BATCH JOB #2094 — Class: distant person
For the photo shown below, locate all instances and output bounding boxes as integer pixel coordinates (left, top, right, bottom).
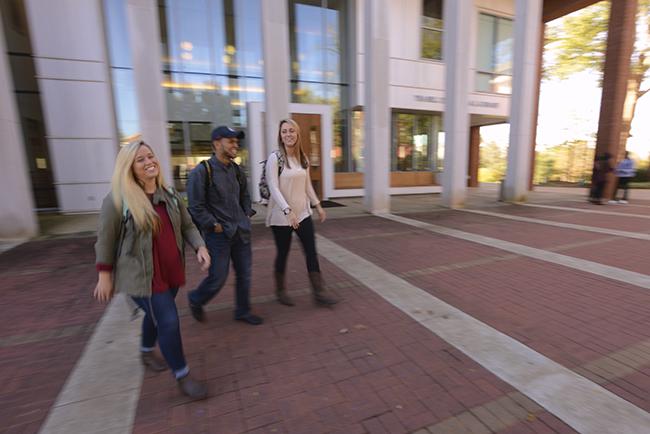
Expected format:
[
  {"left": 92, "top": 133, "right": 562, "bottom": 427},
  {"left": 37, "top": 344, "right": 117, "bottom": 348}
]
[
  {"left": 186, "top": 126, "right": 263, "bottom": 325},
  {"left": 589, "top": 152, "right": 612, "bottom": 205},
  {"left": 611, "top": 151, "right": 636, "bottom": 204},
  {"left": 94, "top": 140, "right": 210, "bottom": 400},
  {"left": 265, "top": 119, "right": 339, "bottom": 307}
]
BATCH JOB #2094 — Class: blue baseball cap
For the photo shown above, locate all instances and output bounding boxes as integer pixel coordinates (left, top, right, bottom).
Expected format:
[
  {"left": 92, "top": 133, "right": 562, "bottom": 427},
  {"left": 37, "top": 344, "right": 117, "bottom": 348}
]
[{"left": 211, "top": 126, "right": 245, "bottom": 141}]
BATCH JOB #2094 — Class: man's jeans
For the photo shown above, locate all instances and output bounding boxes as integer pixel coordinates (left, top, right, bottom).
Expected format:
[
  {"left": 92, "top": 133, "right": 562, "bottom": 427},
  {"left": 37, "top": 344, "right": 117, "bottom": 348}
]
[
  {"left": 132, "top": 288, "right": 189, "bottom": 379},
  {"left": 188, "top": 231, "right": 252, "bottom": 318}
]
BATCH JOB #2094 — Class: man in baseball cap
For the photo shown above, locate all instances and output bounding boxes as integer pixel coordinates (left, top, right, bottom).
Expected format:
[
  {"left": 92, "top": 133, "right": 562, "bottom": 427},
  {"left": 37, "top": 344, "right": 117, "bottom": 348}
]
[{"left": 186, "top": 125, "right": 262, "bottom": 326}]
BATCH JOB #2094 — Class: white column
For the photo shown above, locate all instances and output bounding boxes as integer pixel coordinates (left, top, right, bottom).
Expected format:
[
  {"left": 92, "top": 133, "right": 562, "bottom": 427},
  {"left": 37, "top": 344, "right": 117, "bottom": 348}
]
[
  {"left": 0, "top": 11, "right": 38, "bottom": 238},
  {"left": 363, "top": 0, "right": 390, "bottom": 214},
  {"left": 261, "top": 0, "right": 291, "bottom": 155},
  {"left": 127, "top": 0, "right": 172, "bottom": 182},
  {"left": 441, "top": 0, "right": 472, "bottom": 208},
  {"left": 503, "top": 0, "right": 543, "bottom": 202},
  {"left": 24, "top": 0, "right": 118, "bottom": 212}
]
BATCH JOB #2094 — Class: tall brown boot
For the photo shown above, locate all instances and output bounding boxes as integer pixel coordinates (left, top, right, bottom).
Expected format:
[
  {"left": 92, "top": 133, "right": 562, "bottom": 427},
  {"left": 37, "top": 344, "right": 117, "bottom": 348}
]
[
  {"left": 308, "top": 272, "right": 339, "bottom": 306},
  {"left": 275, "top": 272, "right": 294, "bottom": 306}
]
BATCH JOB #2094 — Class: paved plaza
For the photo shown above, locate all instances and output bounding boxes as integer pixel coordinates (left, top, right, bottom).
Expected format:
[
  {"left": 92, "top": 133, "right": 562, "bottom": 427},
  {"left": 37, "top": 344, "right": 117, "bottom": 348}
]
[{"left": 2, "top": 186, "right": 650, "bottom": 434}]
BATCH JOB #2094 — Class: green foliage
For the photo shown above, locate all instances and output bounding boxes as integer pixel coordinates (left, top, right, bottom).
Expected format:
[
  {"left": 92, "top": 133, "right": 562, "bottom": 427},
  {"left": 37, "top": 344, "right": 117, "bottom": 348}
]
[
  {"left": 478, "top": 142, "right": 507, "bottom": 182},
  {"left": 544, "top": 0, "right": 650, "bottom": 81},
  {"left": 544, "top": 1, "right": 610, "bottom": 79},
  {"left": 533, "top": 141, "right": 595, "bottom": 184}
]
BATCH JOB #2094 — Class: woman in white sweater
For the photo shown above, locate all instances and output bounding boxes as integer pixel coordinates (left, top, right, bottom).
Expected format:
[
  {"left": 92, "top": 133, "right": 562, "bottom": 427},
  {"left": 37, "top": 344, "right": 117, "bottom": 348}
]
[{"left": 265, "top": 119, "right": 339, "bottom": 307}]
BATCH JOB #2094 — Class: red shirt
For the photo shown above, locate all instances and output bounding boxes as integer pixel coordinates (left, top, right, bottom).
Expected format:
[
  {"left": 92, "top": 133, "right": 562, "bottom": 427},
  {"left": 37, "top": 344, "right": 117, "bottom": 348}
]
[
  {"left": 151, "top": 202, "right": 185, "bottom": 293},
  {"left": 96, "top": 201, "right": 185, "bottom": 294}
]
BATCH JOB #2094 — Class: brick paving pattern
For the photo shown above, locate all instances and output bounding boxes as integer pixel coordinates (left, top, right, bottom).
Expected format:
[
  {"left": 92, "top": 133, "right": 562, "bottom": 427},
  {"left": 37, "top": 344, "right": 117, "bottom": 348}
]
[
  {"left": 0, "top": 237, "right": 106, "bottom": 434},
  {"left": 2, "top": 195, "right": 649, "bottom": 433}
]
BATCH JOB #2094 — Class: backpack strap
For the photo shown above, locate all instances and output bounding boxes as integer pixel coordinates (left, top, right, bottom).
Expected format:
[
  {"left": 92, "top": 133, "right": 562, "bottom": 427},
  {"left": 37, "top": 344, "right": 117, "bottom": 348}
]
[
  {"left": 202, "top": 158, "right": 247, "bottom": 208},
  {"left": 200, "top": 159, "right": 212, "bottom": 200},
  {"left": 273, "top": 150, "right": 285, "bottom": 176}
]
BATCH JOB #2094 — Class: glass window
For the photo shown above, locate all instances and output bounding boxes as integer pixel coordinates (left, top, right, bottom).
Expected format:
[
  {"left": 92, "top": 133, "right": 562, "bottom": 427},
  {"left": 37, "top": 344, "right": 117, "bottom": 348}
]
[
  {"left": 289, "top": 0, "right": 345, "bottom": 85},
  {"left": 391, "top": 112, "right": 442, "bottom": 171},
  {"left": 421, "top": 0, "right": 443, "bottom": 60},
  {"left": 476, "top": 13, "right": 513, "bottom": 94},
  {"left": 234, "top": 0, "right": 264, "bottom": 78},
  {"left": 291, "top": 0, "right": 325, "bottom": 83},
  {"left": 111, "top": 69, "right": 141, "bottom": 142},
  {"left": 104, "top": 0, "right": 133, "bottom": 68},
  {"left": 289, "top": 0, "right": 352, "bottom": 172},
  {"left": 159, "top": 0, "right": 262, "bottom": 190},
  {"left": 0, "top": 0, "right": 57, "bottom": 208},
  {"left": 168, "top": 121, "right": 185, "bottom": 156},
  {"left": 164, "top": 0, "right": 220, "bottom": 75},
  {"left": 104, "top": 0, "right": 141, "bottom": 143},
  {"left": 351, "top": 111, "right": 364, "bottom": 172}
]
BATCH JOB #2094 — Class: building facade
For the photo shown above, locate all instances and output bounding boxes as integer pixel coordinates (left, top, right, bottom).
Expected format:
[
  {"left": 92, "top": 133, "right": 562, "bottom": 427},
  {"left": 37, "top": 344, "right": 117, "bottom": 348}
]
[{"left": 1, "top": 0, "right": 582, "bottom": 237}]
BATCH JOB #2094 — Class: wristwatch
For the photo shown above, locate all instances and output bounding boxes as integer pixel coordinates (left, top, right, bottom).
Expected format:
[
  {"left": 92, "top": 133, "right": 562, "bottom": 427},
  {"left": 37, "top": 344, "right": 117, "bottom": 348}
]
[{"left": 283, "top": 207, "right": 292, "bottom": 216}]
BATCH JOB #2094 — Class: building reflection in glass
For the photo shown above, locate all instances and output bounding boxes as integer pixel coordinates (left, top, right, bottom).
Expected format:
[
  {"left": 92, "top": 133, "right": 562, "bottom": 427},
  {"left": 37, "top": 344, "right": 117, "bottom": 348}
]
[
  {"left": 159, "top": 0, "right": 263, "bottom": 190},
  {"left": 289, "top": 0, "right": 353, "bottom": 173}
]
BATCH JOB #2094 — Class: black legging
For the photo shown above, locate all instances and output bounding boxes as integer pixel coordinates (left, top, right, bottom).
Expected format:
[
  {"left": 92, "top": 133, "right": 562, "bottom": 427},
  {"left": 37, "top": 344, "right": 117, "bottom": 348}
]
[{"left": 271, "top": 216, "right": 320, "bottom": 274}]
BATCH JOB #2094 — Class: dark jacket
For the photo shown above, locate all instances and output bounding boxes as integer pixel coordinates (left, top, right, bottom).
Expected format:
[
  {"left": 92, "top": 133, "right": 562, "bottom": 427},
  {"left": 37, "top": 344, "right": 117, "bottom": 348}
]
[{"left": 186, "top": 155, "right": 254, "bottom": 239}]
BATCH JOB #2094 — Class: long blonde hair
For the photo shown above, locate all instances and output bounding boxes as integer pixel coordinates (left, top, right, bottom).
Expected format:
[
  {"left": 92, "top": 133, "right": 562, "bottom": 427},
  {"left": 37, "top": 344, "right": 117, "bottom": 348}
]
[
  {"left": 277, "top": 118, "right": 309, "bottom": 169},
  {"left": 111, "top": 141, "right": 166, "bottom": 232}
]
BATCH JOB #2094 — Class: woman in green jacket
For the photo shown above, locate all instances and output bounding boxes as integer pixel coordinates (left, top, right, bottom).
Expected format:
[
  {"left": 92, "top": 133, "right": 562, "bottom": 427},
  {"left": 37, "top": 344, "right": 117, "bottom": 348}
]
[{"left": 94, "top": 140, "right": 211, "bottom": 400}]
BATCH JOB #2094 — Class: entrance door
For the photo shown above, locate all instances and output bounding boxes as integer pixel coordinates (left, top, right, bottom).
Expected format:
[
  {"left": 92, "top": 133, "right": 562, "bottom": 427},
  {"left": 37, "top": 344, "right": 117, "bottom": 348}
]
[{"left": 291, "top": 113, "right": 322, "bottom": 198}]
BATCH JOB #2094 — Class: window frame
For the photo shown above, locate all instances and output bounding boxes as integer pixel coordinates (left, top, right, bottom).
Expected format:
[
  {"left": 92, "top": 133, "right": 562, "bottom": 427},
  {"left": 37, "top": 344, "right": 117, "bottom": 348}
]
[
  {"left": 475, "top": 11, "right": 514, "bottom": 95},
  {"left": 420, "top": 0, "right": 444, "bottom": 61}
]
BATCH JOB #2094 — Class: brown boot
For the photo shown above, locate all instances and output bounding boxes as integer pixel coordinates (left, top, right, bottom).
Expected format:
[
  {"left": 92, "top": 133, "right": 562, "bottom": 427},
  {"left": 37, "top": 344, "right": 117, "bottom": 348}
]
[
  {"left": 308, "top": 272, "right": 339, "bottom": 306},
  {"left": 275, "top": 272, "right": 295, "bottom": 306},
  {"left": 141, "top": 351, "right": 167, "bottom": 372},
  {"left": 177, "top": 375, "right": 208, "bottom": 400}
]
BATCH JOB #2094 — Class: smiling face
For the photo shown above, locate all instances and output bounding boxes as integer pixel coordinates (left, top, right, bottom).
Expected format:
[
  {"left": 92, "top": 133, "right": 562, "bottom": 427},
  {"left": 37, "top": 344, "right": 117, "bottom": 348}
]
[
  {"left": 214, "top": 137, "right": 239, "bottom": 161},
  {"left": 131, "top": 144, "right": 159, "bottom": 184},
  {"left": 280, "top": 121, "right": 298, "bottom": 150}
]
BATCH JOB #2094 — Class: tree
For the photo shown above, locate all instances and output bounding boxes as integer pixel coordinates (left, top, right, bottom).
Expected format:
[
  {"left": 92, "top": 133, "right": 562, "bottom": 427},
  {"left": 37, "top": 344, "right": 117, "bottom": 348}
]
[
  {"left": 544, "top": 0, "right": 650, "bottom": 155},
  {"left": 479, "top": 141, "right": 507, "bottom": 182},
  {"left": 533, "top": 141, "right": 595, "bottom": 184}
]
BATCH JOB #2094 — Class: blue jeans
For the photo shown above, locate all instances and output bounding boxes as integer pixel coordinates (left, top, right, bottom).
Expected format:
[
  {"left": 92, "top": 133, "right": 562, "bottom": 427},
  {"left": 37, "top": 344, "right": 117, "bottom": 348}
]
[
  {"left": 132, "top": 288, "right": 188, "bottom": 379},
  {"left": 188, "top": 231, "right": 252, "bottom": 318}
]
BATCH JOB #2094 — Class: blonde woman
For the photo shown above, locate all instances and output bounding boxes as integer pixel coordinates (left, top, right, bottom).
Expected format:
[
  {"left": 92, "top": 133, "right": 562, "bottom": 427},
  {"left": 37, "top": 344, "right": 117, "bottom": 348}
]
[
  {"left": 94, "top": 141, "right": 210, "bottom": 400},
  {"left": 265, "top": 119, "right": 339, "bottom": 307}
]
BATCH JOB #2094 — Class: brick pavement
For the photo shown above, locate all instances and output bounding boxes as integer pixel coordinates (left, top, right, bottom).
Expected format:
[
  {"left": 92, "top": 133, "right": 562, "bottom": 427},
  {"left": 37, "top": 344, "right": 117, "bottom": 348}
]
[
  {"left": 319, "top": 213, "right": 650, "bottom": 414},
  {"left": 0, "top": 237, "right": 106, "bottom": 434},
  {"left": 129, "top": 222, "right": 579, "bottom": 433},
  {"left": 2, "top": 194, "right": 649, "bottom": 433},
  {"left": 408, "top": 210, "right": 649, "bottom": 274},
  {"left": 488, "top": 204, "right": 650, "bottom": 233}
]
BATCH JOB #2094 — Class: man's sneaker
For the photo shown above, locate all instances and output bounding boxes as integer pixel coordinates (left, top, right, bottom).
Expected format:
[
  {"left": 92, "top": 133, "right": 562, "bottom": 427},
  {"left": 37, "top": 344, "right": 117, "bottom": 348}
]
[
  {"left": 188, "top": 298, "right": 205, "bottom": 323},
  {"left": 177, "top": 375, "right": 208, "bottom": 400},
  {"left": 618, "top": 200, "right": 628, "bottom": 204},
  {"left": 607, "top": 200, "right": 618, "bottom": 204},
  {"left": 235, "top": 313, "right": 264, "bottom": 325}
]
